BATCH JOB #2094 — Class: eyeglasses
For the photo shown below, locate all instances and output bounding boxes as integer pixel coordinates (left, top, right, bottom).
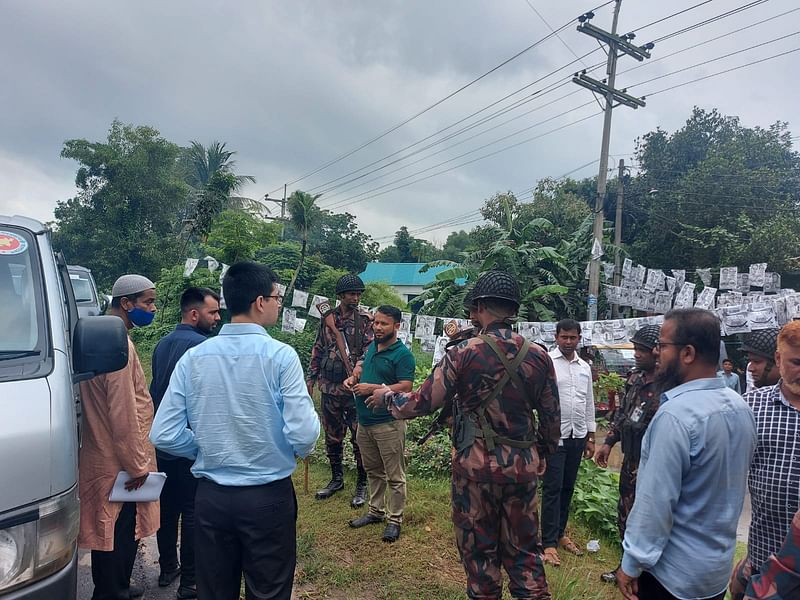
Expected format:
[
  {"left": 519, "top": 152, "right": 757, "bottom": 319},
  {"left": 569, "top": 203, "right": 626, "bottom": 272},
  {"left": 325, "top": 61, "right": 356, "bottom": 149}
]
[{"left": 655, "top": 340, "right": 686, "bottom": 349}]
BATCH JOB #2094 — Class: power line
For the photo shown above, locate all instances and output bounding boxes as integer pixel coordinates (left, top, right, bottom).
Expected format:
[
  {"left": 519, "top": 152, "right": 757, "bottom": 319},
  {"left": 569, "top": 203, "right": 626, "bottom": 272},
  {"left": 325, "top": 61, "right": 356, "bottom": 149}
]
[
  {"left": 632, "top": 0, "right": 716, "bottom": 33},
  {"left": 317, "top": 4, "right": 790, "bottom": 203},
  {"left": 266, "top": 0, "right": 615, "bottom": 195},
  {"left": 650, "top": 0, "right": 770, "bottom": 44}
]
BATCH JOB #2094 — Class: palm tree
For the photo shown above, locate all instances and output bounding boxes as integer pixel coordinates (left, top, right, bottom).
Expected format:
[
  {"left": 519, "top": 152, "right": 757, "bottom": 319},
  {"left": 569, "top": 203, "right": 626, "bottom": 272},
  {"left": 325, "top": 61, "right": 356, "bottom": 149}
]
[
  {"left": 181, "top": 141, "right": 262, "bottom": 240},
  {"left": 285, "top": 190, "right": 322, "bottom": 299}
]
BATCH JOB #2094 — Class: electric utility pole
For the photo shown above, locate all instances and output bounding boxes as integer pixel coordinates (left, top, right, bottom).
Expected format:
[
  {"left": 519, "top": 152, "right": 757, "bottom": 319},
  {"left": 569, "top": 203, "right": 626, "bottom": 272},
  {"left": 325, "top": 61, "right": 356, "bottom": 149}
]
[
  {"left": 573, "top": 0, "right": 652, "bottom": 319},
  {"left": 612, "top": 158, "right": 626, "bottom": 317},
  {"left": 263, "top": 183, "right": 288, "bottom": 239}
]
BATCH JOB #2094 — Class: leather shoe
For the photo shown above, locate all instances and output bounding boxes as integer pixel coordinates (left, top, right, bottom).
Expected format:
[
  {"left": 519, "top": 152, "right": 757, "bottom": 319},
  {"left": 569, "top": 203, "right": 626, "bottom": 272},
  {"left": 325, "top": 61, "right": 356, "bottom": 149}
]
[
  {"left": 349, "top": 513, "right": 384, "bottom": 528},
  {"left": 600, "top": 568, "right": 618, "bottom": 583},
  {"left": 176, "top": 585, "right": 198, "bottom": 599},
  {"left": 382, "top": 523, "right": 401, "bottom": 543},
  {"left": 129, "top": 584, "right": 145, "bottom": 598},
  {"left": 159, "top": 566, "right": 181, "bottom": 587}
]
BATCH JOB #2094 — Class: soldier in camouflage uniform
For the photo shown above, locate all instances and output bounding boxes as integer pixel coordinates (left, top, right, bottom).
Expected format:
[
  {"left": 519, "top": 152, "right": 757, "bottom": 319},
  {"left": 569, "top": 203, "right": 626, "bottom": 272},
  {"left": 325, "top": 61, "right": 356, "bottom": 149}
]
[
  {"left": 367, "top": 271, "right": 561, "bottom": 600},
  {"left": 307, "top": 274, "right": 374, "bottom": 507},
  {"left": 593, "top": 324, "right": 661, "bottom": 584}
]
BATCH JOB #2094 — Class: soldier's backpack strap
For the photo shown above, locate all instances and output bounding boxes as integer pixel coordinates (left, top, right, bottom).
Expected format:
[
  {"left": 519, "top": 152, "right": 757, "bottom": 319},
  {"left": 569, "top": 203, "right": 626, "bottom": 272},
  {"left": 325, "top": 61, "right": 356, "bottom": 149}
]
[{"left": 472, "top": 335, "right": 535, "bottom": 451}]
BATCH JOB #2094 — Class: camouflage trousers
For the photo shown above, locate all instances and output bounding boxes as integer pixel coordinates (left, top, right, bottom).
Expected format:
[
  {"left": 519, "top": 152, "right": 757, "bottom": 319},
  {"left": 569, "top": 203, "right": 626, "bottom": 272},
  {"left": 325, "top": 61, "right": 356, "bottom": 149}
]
[
  {"left": 451, "top": 473, "right": 550, "bottom": 600},
  {"left": 617, "top": 457, "right": 638, "bottom": 541},
  {"left": 320, "top": 393, "right": 363, "bottom": 471}
]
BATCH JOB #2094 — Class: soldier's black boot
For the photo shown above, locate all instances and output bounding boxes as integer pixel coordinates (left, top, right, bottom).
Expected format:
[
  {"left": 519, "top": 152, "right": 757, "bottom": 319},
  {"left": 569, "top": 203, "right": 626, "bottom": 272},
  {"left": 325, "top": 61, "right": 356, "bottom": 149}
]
[
  {"left": 315, "top": 465, "right": 344, "bottom": 500},
  {"left": 351, "top": 468, "right": 368, "bottom": 508}
]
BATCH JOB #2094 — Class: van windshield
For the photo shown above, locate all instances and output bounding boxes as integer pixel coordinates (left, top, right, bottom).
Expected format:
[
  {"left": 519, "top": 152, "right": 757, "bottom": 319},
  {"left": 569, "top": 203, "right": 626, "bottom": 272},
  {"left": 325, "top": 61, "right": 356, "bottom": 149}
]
[{"left": 0, "top": 228, "right": 44, "bottom": 355}]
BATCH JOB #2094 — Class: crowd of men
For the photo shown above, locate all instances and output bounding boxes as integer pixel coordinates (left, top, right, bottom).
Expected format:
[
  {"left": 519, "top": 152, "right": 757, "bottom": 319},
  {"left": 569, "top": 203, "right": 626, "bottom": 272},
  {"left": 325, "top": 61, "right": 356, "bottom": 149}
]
[{"left": 75, "top": 264, "right": 800, "bottom": 600}]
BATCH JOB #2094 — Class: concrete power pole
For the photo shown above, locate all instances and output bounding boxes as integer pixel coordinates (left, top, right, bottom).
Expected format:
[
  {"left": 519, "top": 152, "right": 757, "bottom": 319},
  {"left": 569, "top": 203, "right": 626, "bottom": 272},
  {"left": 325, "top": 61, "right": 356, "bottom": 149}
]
[
  {"left": 263, "top": 182, "right": 289, "bottom": 240},
  {"left": 573, "top": 0, "right": 652, "bottom": 319},
  {"left": 612, "top": 158, "right": 625, "bottom": 317}
]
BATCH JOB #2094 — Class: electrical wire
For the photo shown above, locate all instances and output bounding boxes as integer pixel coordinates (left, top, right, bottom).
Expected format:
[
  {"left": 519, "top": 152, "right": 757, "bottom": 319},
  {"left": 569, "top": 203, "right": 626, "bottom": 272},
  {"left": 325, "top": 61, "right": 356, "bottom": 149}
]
[{"left": 265, "top": 0, "right": 616, "bottom": 195}]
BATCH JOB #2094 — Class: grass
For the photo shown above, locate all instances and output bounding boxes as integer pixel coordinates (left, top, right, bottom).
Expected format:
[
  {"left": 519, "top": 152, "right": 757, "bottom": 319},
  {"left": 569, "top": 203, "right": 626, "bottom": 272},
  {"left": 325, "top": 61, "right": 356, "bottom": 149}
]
[{"left": 290, "top": 461, "right": 623, "bottom": 600}]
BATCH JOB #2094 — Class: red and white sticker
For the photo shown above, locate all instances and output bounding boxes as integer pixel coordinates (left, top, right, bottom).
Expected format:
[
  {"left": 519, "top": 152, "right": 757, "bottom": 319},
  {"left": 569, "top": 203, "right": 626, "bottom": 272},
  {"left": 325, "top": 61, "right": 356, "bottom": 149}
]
[{"left": 0, "top": 231, "right": 28, "bottom": 255}]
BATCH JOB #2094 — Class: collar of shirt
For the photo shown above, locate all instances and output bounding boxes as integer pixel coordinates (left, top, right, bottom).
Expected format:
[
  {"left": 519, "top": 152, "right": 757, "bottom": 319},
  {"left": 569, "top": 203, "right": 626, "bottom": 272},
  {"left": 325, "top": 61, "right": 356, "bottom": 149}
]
[
  {"left": 374, "top": 339, "right": 404, "bottom": 353},
  {"left": 777, "top": 383, "right": 800, "bottom": 410},
  {"left": 550, "top": 346, "right": 584, "bottom": 365},
  {"left": 217, "top": 323, "right": 270, "bottom": 337},
  {"left": 661, "top": 376, "right": 725, "bottom": 404},
  {"left": 175, "top": 323, "right": 206, "bottom": 335}
]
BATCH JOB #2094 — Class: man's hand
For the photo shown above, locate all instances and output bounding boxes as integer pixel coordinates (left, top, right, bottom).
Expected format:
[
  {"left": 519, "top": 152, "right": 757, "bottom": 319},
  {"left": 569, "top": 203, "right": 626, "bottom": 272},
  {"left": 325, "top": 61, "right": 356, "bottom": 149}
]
[
  {"left": 583, "top": 438, "right": 595, "bottom": 459},
  {"left": 343, "top": 375, "right": 358, "bottom": 391},
  {"left": 124, "top": 473, "right": 149, "bottom": 491},
  {"left": 616, "top": 569, "right": 639, "bottom": 600},
  {"left": 536, "top": 457, "right": 547, "bottom": 477},
  {"left": 353, "top": 383, "right": 378, "bottom": 397},
  {"left": 365, "top": 385, "right": 389, "bottom": 410},
  {"left": 306, "top": 380, "right": 315, "bottom": 397},
  {"left": 594, "top": 443, "right": 611, "bottom": 468}
]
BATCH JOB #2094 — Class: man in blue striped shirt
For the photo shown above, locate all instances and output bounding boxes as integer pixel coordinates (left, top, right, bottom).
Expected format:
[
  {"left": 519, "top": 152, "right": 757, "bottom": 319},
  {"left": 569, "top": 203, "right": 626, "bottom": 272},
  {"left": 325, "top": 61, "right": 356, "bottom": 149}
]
[
  {"left": 151, "top": 262, "right": 320, "bottom": 600},
  {"left": 618, "top": 308, "right": 756, "bottom": 600}
]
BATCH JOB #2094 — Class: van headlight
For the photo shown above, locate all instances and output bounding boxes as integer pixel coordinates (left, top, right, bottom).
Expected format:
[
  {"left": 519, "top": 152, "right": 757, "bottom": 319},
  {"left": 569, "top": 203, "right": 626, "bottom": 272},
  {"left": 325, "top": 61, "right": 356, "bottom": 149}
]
[{"left": 0, "top": 486, "right": 78, "bottom": 593}]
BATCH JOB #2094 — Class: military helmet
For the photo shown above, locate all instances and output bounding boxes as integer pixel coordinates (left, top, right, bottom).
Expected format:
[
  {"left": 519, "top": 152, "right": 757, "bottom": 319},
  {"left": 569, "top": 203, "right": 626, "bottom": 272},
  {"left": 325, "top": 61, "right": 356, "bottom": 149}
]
[
  {"left": 335, "top": 274, "right": 366, "bottom": 295},
  {"left": 631, "top": 324, "right": 661, "bottom": 350},
  {"left": 462, "top": 287, "right": 475, "bottom": 310},
  {"left": 470, "top": 271, "right": 521, "bottom": 309},
  {"left": 741, "top": 328, "right": 779, "bottom": 361}
]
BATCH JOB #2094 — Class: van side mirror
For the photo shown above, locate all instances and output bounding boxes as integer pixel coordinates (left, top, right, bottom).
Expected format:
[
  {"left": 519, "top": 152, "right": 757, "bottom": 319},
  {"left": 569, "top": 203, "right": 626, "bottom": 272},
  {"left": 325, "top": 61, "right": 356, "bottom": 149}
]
[
  {"left": 99, "top": 295, "right": 109, "bottom": 314},
  {"left": 72, "top": 316, "right": 128, "bottom": 383}
]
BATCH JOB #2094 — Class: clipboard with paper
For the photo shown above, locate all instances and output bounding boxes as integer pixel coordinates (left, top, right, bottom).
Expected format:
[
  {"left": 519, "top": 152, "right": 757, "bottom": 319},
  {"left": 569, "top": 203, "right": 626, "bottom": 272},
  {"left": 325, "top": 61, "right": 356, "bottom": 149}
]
[{"left": 108, "top": 471, "right": 167, "bottom": 502}]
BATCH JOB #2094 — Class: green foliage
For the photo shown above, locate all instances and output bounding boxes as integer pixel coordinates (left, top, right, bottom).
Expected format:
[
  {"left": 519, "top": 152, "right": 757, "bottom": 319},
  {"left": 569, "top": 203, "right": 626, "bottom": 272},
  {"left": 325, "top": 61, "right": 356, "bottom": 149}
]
[
  {"left": 379, "top": 226, "right": 441, "bottom": 263},
  {"left": 203, "top": 210, "right": 280, "bottom": 265},
  {"left": 53, "top": 120, "right": 188, "bottom": 289},
  {"left": 360, "top": 281, "right": 407, "bottom": 310},
  {"left": 286, "top": 190, "right": 322, "bottom": 297},
  {"left": 570, "top": 460, "right": 620, "bottom": 545},
  {"left": 593, "top": 372, "right": 626, "bottom": 406}
]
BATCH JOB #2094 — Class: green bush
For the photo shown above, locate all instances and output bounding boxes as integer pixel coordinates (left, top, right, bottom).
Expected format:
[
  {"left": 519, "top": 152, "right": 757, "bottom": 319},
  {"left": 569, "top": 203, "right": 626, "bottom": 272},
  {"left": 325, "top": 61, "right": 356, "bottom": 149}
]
[
  {"left": 569, "top": 460, "right": 620, "bottom": 545},
  {"left": 268, "top": 325, "right": 318, "bottom": 369}
]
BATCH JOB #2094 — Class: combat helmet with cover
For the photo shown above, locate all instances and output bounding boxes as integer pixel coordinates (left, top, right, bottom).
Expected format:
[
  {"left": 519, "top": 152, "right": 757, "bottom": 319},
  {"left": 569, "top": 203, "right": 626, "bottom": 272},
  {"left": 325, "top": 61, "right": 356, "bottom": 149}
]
[
  {"left": 335, "top": 274, "right": 366, "bottom": 295},
  {"left": 631, "top": 324, "right": 661, "bottom": 350},
  {"left": 741, "top": 328, "right": 779, "bottom": 360},
  {"left": 469, "top": 271, "right": 521, "bottom": 310}
]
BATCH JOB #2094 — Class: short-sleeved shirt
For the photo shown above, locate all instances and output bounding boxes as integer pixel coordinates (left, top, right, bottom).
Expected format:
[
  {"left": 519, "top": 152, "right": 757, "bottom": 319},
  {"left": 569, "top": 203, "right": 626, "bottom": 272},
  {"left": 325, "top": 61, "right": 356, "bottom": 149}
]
[{"left": 356, "top": 339, "right": 416, "bottom": 426}]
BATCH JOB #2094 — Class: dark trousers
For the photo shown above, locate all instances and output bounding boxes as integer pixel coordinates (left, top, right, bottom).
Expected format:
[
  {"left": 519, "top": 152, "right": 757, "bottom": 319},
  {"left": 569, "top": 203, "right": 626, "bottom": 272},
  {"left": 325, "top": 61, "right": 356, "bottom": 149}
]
[
  {"left": 321, "top": 392, "right": 363, "bottom": 471},
  {"left": 91, "top": 502, "right": 138, "bottom": 600},
  {"left": 195, "top": 477, "right": 297, "bottom": 600},
  {"left": 156, "top": 456, "right": 197, "bottom": 587},
  {"left": 541, "top": 436, "right": 585, "bottom": 548},
  {"left": 639, "top": 572, "right": 725, "bottom": 600}
]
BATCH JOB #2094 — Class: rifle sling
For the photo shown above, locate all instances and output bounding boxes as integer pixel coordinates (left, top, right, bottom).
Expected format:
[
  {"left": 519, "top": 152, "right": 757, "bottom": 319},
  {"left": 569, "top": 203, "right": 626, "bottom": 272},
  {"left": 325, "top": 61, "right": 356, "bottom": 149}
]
[{"left": 472, "top": 335, "right": 534, "bottom": 451}]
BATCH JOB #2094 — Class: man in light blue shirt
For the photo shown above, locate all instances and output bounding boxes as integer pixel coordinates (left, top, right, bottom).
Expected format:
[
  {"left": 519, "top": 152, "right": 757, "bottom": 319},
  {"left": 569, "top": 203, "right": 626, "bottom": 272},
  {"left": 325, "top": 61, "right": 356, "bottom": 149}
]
[
  {"left": 719, "top": 358, "right": 742, "bottom": 394},
  {"left": 618, "top": 308, "right": 756, "bottom": 600},
  {"left": 150, "top": 262, "right": 320, "bottom": 600}
]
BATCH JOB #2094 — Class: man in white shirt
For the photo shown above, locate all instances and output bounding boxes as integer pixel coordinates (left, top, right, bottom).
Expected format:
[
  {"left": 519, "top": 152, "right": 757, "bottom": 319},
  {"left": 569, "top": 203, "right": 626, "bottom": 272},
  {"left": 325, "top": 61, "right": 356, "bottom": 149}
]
[{"left": 542, "top": 319, "right": 595, "bottom": 566}]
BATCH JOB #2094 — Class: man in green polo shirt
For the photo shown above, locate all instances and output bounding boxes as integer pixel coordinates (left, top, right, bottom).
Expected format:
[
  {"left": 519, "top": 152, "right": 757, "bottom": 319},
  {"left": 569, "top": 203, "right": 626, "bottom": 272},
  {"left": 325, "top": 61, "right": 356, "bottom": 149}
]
[{"left": 344, "top": 305, "right": 416, "bottom": 543}]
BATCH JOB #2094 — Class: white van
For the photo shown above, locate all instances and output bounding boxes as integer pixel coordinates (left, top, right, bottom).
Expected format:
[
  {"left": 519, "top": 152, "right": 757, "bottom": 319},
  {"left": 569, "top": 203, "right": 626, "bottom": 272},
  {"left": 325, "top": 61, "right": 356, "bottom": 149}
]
[{"left": 0, "top": 216, "right": 128, "bottom": 599}]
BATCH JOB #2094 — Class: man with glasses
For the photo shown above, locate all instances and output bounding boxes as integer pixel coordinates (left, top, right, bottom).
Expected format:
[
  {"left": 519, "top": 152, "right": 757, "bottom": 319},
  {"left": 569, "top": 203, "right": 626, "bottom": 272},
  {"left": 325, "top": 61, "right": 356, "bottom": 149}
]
[
  {"left": 151, "top": 262, "right": 320, "bottom": 600},
  {"left": 617, "top": 308, "right": 756, "bottom": 600}
]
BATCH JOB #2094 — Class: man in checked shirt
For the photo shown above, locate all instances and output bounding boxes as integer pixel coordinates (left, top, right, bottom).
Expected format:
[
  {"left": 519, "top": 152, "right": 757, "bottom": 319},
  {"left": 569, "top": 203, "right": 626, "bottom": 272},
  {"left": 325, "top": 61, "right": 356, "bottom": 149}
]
[{"left": 730, "top": 321, "right": 800, "bottom": 599}]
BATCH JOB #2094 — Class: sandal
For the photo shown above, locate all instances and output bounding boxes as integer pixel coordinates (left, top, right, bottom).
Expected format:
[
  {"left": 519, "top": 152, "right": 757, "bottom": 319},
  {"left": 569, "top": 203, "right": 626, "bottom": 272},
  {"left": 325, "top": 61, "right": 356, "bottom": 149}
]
[
  {"left": 559, "top": 536, "right": 584, "bottom": 556},
  {"left": 542, "top": 547, "right": 561, "bottom": 567}
]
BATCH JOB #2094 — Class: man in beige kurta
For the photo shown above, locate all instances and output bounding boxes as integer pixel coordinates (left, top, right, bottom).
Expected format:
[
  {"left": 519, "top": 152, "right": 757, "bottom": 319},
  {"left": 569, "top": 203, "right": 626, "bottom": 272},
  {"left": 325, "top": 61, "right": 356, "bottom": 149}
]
[{"left": 79, "top": 274, "right": 159, "bottom": 600}]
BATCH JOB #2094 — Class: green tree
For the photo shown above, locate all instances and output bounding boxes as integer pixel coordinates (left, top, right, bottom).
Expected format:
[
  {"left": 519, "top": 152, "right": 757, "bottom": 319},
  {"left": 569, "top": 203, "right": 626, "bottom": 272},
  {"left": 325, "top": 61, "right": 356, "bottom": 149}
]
[
  {"left": 360, "top": 282, "right": 407, "bottom": 310},
  {"left": 203, "top": 210, "right": 280, "bottom": 265},
  {"left": 379, "top": 226, "right": 441, "bottom": 263},
  {"left": 625, "top": 107, "right": 800, "bottom": 270},
  {"left": 440, "top": 230, "right": 473, "bottom": 262},
  {"left": 286, "top": 191, "right": 322, "bottom": 297},
  {"left": 181, "top": 141, "right": 261, "bottom": 239},
  {"left": 53, "top": 120, "right": 188, "bottom": 289}
]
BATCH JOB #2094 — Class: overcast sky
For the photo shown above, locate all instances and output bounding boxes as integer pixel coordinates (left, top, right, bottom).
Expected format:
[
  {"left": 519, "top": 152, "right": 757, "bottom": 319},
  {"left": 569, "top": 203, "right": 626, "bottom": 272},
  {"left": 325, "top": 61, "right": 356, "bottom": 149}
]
[{"left": 1, "top": 0, "right": 797, "bottom": 247}]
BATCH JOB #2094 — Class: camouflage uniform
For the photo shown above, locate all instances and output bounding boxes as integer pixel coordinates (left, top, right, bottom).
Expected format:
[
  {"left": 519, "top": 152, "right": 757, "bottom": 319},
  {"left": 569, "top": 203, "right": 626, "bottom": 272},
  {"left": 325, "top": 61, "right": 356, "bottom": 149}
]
[
  {"left": 386, "top": 322, "right": 561, "bottom": 600},
  {"left": 307, "top": 306, "right": 373, "bottom": 471},
  {"left": 741, "top": 509, "right": 800, "bottom": 599},
  {"left": 603, "top": 369, "right": 660, "bottom": 540}
]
